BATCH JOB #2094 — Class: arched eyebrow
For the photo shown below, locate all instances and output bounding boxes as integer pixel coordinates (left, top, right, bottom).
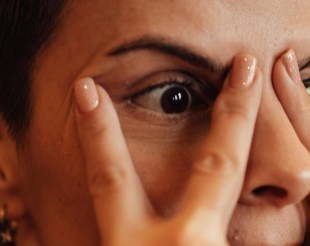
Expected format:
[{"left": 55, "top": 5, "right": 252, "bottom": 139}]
[{"left": 107, "top": 36, "right": 230, "bottom": 80}]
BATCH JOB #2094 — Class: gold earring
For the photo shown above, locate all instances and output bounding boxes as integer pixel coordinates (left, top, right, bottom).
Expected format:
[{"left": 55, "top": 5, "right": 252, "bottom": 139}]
[{"left": 0, "top": 205, "right": 16, "bottom": 246}]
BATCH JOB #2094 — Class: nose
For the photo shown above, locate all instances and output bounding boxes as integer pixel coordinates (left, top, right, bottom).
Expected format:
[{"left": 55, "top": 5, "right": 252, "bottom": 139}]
[{"left": 239, "top": 86, "right": 310, "bottom": 208}]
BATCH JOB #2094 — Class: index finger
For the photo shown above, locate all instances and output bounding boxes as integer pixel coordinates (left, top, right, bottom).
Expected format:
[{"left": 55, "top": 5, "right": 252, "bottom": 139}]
[
  {"left": 74, "top": 78, "right": 148, "bottom": 240},
  {"left": 179, "top": 54, "right": 263, "bottom": 228}
]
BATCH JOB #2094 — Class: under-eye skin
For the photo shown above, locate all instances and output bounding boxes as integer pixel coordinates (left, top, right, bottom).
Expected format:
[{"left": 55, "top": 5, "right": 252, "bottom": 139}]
[{"left": 128, "top": 71, "right": 219, "bottom": 115}]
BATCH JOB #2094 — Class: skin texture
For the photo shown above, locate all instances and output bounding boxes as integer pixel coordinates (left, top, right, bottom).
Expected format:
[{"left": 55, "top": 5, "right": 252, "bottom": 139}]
[
  {"left": 74, "top": 55, "right": 262, "bottom": 246},
  {"left": 1, "top": 0, "right": 310, "bottom": 245}
]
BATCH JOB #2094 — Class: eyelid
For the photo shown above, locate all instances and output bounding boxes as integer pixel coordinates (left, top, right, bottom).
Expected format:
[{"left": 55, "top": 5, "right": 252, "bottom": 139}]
[
  {"left": 130, "top": 75, "right": 216, "bottom": 116},
  {"left": 299, "top": 66, "right": 310, "bottom": 95},
  {"left": 299, "top": 66, "right": 310, "bottom": 81},
  {"left": 122, "top": 69, "right": 219, "bottom": 101},
  {"left": 130, "top": 80, "right": 191, "bottom": 100},
  {"left": 299, "top": 58, "right": 310, "bottom": 71}
]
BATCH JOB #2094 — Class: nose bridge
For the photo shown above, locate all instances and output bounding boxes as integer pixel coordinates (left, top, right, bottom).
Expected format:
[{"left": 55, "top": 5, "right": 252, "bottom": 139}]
[{"left": 240, "top": 88, "right": 310, "bottom": 207}]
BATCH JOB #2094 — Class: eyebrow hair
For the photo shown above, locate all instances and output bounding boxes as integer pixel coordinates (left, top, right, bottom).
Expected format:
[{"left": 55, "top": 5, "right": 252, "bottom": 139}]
[{"left": 107, "top": 36, "right": 230, "bottom": 79}]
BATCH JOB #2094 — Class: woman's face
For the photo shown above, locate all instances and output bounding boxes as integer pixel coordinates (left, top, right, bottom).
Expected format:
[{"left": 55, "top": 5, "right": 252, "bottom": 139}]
[{"left": 10, "top": 0, "right": 310, "bottom": 245}]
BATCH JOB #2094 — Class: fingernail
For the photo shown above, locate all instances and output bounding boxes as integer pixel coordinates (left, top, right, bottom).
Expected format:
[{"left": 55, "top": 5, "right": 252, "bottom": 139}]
[
  {"left": 282, "top": 49, "right": 300, "bottom": 83},
  {"left": 230, "top": 55, "right": 257, "bottom": 88},
  {"left": 74, "top": 78, "right": 99, "bottom": 113}
]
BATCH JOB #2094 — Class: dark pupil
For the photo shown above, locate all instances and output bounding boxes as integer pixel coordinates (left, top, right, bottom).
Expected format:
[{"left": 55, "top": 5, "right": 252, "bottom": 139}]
[{"left": 160, "top": 86, "right": 190, "bottom": 113}]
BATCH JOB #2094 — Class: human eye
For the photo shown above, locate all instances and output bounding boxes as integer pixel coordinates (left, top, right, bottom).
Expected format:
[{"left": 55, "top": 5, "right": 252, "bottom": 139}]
[
  {"left": 300, "top": 66, "right": 310, "bottom": 96},
  {"left": 129, "top": 71, "right": 218, "bottom": 115}
]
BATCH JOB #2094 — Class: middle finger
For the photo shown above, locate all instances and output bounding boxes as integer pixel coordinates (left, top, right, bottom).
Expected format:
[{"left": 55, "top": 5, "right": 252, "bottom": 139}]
[{"left": 178, "top": 54, "right": 263, "bottom": 230}]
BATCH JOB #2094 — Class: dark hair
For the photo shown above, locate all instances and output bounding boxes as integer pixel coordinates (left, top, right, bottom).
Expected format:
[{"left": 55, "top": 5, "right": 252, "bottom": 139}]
[{"left": 0, "top": 0, "right": 66, "bottom": 138}]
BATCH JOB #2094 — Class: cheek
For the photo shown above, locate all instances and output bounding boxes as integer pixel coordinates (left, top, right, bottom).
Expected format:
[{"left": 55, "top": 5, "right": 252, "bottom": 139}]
[
  {"left": 17, "top": 106, "right": 93, "bottom": 226},
  {"left": 128, "top": 141, "right": 191, "bottom": 217},
  {"left": 120, "top": 112, "right": 208, "bottom": 217}
]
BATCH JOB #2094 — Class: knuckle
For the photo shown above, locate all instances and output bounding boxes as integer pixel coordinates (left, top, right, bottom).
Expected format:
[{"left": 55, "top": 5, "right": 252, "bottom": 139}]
[
  {"left": 168, "top": 225, "right": 195, "bottom": 246},
  {"left": 213, "top": 96, "right": 252, "bottom": 122},
  {"left": 194, "top": 151, "right": 239, "bottom": 177},
  {"left": 79, "top": 114, "right": 108, "bottom": 138},
  {"left": 88, "top": 164, "right": 128, "bottom": 197},
  {"left": 169, "top": 224, "right": 227, "bottom": 246}
]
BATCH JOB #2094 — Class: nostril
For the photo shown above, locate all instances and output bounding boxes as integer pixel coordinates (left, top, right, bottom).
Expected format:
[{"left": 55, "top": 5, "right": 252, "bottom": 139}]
[{"left": 252, "top": 185, "right": 288, "bottom": 198}]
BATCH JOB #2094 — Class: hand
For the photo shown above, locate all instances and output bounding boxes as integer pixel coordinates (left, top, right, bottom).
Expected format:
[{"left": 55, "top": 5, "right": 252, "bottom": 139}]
[
  {"left": 272, "top": 49, "right": 310, "bottom": 245},
  {"left": 273, "top": 49, "right": 310, "bottom": 150},
  {"left": 74, "top": 54, "right": 263, "bottom": 246}
]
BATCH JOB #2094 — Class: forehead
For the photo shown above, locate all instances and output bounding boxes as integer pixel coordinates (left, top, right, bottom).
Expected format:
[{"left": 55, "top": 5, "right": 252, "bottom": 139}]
[{"left": 62, "top": 0, "right": 310, "bottom": 64}]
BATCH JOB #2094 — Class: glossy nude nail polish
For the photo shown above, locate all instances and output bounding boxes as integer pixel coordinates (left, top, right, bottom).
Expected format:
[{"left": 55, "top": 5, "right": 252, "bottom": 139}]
[
  {"left": 74, "top": 78, "right": 99, "bottom": 114},
  {"left": 230, "top": 55, "right": 257, "bottom": 89},
  {"left": 282, "top": 49, "right": 301, "bottom": 83}
]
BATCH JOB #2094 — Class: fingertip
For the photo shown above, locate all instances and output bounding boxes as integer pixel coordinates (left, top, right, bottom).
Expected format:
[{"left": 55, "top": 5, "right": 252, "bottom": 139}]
[
  {"left": 229, "top": 54, "right": 257, "bottom": 89},
  {"left": 281, "top": 49, "right": 301, "bottom": 84},
  {"left": 221, "top": 54, "right": 263, "bottom": 101},
  {"left": 74, "top": 77, "right": 99, "bottom": 114},
  {"left": 215, "top": 55, "right": 263, "bottom": 119},
  {"left": 273, "top": 50, "right": 307, "bottom": 99},
  {"left": 74, "top": 78, "right": 110, "bottom": 140}
]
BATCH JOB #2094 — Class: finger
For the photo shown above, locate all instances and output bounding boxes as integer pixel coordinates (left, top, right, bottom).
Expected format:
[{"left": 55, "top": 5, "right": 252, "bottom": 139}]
[
  {"left": 179, "top": 54, "right": 263, "bottom": 230},
  {"left": 74, "top": 78, "right": 147, "bottom": 240},
  {"left": 273, "top": 49, "right": 310, "bottom": 149}
]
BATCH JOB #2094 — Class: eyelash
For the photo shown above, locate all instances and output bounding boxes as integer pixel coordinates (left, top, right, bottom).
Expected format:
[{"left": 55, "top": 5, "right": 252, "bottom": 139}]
[
  {"left": 300, "top": 64, "right": 310, "bottom": 95},
  {"left": 130, "top": 76, "right": 192, "bottom": 98},
  {"left": 128, "top": 72, "right": 218, "bottom": 116},
  {"left": 302, "top": 78, "right": 310, "bottom": 96},
  {"left": 123, "top": 65, "right": 310, "bottom": 120},
  {"left": 302, "top": 78, "right": 310, "bottom": 83}
]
